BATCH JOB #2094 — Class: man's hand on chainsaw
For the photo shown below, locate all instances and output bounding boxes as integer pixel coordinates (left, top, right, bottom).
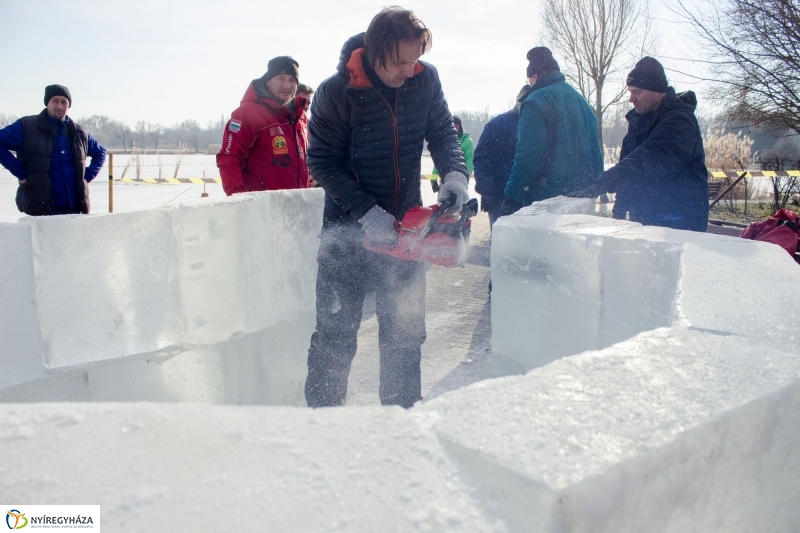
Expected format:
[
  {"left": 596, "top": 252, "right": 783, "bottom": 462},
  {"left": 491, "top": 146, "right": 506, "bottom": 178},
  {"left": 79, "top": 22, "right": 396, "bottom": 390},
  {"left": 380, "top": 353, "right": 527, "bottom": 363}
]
[
  {"left": 437, "top": 171, "right": 469, "bottom": 216},
  {"left": 359, "top": 205, "right": 398, "bottom": 247}
]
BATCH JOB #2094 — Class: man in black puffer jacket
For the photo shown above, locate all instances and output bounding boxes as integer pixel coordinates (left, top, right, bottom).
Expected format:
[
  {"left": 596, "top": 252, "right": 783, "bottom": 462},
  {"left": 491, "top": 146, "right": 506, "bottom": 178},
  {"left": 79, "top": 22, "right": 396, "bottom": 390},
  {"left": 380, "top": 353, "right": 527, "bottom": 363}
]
[
  {"left": 570, "top": 57, "right": 709, "bottom": 231},
  {"left": 305, "top": 7, "right": 468, "bottom": 408}
]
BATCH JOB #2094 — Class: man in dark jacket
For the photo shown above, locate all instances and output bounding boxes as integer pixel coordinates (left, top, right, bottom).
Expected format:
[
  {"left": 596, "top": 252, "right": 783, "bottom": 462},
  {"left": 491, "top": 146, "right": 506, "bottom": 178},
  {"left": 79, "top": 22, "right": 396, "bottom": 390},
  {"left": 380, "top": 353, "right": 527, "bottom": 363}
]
[
  {"left": 216, "top": 56, "right": 309, "bottom": 195},
  {"left": 0, "top": 85, "right": 106, "bottom": 216},
  {"left": 570, "top": 57, "right": 709, "bottom": 231},
  {"left": 305, "top": 7, "right": 468, "bottom": 408},
  {"left": 502, "top": 47, "right": 603, "bottom": 213},
  {"left": 474, "top": 85, "right": 530, "bottom": 226}
]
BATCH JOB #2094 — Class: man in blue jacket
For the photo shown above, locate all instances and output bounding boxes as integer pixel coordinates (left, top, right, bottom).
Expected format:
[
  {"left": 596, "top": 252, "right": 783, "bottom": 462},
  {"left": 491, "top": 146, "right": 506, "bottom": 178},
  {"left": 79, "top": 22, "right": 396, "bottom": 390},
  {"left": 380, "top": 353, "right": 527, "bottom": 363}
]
[
  {"left": 570, "top": 57, "right": 709, "bottom": 231},
  {"left": 502, "top": 47, "right": 603, "bottom": 214},
  {"left": 304, "top": 8, "right": 468, "bottom": 408},
  {"left": 474, "top": 85, "right": 530, "bottom": 226},
  {"left": 0, "top": 85, "right": 106, "bottom": 216}
]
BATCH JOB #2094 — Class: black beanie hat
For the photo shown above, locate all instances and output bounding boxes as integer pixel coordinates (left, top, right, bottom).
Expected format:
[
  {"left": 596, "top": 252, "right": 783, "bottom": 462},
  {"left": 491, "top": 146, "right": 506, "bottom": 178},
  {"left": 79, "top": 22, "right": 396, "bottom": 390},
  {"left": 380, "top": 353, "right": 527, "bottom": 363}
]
[
  {"left": 626, "top": 57, "right": 668, "bottom": 93},
  {"left": 526, "top": 47, "right": 560, "bottom": 78},
  {"left": 44, "top": 84, "right": 72, "bottom": 107},
  {"left": 262, "top": 56, "right": 299, "bottom": 82},
  {"left": 452, "top": 115, "right": 462, "bottom": 128}
]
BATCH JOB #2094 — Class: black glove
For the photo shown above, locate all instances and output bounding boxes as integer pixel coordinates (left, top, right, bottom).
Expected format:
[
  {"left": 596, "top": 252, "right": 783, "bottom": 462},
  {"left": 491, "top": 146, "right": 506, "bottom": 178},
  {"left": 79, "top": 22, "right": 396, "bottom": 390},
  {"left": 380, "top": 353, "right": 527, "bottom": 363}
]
[{"left": 498, "top": 197, "right": 525, "bottom": 217}]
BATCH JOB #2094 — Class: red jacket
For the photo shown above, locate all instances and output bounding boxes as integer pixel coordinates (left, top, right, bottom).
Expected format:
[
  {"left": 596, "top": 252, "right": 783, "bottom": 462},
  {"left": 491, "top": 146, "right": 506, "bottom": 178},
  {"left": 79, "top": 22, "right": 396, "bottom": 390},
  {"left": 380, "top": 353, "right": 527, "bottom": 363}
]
[
  {"left": 741, "top": 208, "right": 800, "bottom": 256},
  {"left": 217, "top": 82, "right": 309, "bottom": 195}
]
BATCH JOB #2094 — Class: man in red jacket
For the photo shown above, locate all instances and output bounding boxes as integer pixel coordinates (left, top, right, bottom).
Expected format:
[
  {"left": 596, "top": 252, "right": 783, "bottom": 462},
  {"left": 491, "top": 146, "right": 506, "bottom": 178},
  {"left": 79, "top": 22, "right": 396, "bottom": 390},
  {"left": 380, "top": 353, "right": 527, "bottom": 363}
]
[{"left": 217, "top": 56, "right": 309, "bottom": 195}]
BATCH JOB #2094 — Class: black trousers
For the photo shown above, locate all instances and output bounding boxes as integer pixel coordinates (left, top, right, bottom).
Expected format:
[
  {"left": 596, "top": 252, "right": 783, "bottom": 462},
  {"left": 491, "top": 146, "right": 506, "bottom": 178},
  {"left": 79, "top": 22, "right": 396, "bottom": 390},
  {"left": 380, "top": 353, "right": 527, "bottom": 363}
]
[{"left": 305, "top": 223, "right": 427, "bottom": 408}]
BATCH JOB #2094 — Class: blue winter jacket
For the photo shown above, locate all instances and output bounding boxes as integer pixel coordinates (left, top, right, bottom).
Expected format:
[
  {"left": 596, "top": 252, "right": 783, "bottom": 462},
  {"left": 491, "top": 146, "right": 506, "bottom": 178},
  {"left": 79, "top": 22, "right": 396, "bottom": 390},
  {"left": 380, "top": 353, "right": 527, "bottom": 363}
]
[
  {"left": 505, "top": 72, "right": 603, "bottom": 205},
  {"left": 0, "top": 117, "right": 106, "bottom": 208},
  {"left": 474, "top": 109, "right": 519, "bottom": 212},
  {"left": 602, "top": 89, "right": 708, "bottom": 231}
]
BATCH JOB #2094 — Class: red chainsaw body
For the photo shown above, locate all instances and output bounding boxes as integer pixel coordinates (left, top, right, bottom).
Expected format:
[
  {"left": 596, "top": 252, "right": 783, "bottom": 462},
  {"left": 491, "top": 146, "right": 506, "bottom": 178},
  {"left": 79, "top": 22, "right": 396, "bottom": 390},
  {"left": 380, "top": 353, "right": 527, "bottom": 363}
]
[{"left": 364, "top": 204, "right": 471, "bottom": 267}]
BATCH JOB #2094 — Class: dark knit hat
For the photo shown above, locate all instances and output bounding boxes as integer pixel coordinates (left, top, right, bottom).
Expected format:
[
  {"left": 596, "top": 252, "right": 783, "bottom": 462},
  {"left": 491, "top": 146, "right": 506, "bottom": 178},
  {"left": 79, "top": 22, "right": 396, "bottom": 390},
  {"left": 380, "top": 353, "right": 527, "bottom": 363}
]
[
  {"left": 626, "top": 57, "right": 668, "bottom": 93},
  {"left": 44, "top": 84, "right": 72, "bottom": 107},
  {"left": 452, "top": 115, "right": 462, "bottom": 128},
  {"left": 526, "top": 47, "right": 560, "bottom": 78},
  {"left": 262, "top": 56, "right": 299, "bottom": 82}
]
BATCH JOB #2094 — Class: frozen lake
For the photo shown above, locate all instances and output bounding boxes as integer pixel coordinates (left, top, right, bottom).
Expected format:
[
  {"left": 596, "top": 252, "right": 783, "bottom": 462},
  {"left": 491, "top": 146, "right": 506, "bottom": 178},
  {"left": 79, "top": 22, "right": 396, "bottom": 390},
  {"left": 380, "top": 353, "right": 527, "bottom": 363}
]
[{"left": 0, "top": 153, "right": 452, "bottom": 223}]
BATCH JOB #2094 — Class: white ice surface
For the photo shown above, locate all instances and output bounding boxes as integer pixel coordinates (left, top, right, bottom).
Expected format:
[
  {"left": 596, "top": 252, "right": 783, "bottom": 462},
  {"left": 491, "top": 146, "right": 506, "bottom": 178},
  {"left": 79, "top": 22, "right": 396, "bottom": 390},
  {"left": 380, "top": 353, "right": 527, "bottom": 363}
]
[
  {"left": 488, "top": 201, "right": 800, "bottom": 376},
  {"left": 2, "top": 189, "right": 323, "bottom": 406},
  {"left": 421, "top": 327, "right": 800, "bottom": 533},
  {"left": 0, "top": 223, "right": 45, "bottom": 388},
  {"left": 24, "top": 208, "right": 183, "bottom": 368},
  {"left": 0, "top": 403, "right": 502, "bottom": 533}
]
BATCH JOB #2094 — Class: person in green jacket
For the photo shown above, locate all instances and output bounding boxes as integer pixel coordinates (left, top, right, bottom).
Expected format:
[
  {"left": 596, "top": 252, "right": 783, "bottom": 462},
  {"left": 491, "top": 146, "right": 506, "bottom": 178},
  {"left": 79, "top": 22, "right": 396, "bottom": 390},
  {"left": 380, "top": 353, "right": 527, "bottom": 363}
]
[
  {"left": 501, "top": 47, "right": 603, "bottom": 214},
  {"left": 431, "top": 115, "right": 475, "bottom": 190}
]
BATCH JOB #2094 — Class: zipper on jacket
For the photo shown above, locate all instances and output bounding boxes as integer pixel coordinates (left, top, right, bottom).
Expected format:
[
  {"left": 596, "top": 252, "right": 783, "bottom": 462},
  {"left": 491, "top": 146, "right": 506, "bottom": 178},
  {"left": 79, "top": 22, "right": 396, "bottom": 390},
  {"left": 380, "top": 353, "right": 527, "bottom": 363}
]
[
  {"left": 373, "top": 89, "right": 402, "bottom": 217},
  {"left": 289, "top": 117, "right": 303, "bottom": 188}
]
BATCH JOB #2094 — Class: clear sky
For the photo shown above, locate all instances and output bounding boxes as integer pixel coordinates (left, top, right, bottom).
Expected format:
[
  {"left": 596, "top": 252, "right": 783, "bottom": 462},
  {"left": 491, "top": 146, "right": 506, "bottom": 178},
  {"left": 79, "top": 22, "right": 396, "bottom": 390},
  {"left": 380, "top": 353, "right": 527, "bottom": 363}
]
[{"left": 0, "top": 0, "right": 709, "bottom": 127}]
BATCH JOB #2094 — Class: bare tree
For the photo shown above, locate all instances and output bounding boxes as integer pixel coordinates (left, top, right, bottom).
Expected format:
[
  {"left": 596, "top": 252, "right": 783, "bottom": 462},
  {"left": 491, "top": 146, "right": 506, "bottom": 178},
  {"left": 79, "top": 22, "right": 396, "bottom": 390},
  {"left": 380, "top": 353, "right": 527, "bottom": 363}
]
[
  {"left": 676, "top": 0, "right": 800, "bottom": 135},
  {"left": 759, "top": 143, "right": 800, "bottom": 213},
  {"left": 135, "top": 120, "right": 148, "bottom": 150},
  {"left": 0, "top": 113, "right": 19, "bottom": 127},
  {"left": 179, "top": 119, "right": 202, "bottom": 153},
  {"left": 542, "top": 0, "right": 657, "bottom": 146},
  {"left": 114, "top": 122, "right": 132, "bottom": 152},
  {"left": 148, "top": 123, "right": 165, "bottom": 152}
]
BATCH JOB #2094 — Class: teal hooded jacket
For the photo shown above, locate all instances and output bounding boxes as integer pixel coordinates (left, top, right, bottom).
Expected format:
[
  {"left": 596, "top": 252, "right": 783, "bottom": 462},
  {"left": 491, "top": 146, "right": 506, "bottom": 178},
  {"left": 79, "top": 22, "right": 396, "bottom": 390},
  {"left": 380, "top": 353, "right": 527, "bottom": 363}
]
[{"left": 504, "top": 72, "right": 603, "bottom": 205}]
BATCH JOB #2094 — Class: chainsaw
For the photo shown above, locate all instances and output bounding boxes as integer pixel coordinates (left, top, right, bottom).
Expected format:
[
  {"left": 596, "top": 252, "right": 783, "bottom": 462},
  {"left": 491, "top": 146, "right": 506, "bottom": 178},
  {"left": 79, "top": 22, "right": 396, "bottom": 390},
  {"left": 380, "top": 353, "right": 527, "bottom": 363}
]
[{"left": 364, "top": 196, "right": 480, "bottom": 267}]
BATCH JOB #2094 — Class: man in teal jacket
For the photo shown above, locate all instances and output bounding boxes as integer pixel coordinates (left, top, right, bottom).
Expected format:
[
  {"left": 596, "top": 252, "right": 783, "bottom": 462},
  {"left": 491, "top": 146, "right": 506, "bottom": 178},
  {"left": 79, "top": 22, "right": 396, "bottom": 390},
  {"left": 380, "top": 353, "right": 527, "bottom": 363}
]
[{"left": 502, "top": 47, "right": 603, "bottom": 213}]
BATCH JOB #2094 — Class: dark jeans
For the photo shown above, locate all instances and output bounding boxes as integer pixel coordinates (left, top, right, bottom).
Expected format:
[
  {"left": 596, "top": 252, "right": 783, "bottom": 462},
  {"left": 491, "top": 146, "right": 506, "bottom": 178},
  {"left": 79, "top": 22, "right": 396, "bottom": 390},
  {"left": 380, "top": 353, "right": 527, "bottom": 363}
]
[{"left": 305, "top": 223, "right": 427, "bottom": 408}]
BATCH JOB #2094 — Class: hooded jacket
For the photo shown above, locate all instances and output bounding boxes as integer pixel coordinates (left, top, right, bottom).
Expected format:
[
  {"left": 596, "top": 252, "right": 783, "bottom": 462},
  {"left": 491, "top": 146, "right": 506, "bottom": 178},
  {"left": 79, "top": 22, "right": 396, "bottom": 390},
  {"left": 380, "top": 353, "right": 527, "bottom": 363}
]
[
  {"left": 433, "top": 132, "right": 475, "bottom": 176},
  {"left": 504, "top": 72, "right": 603, "bottom": 205},
  {"left": 216, "top": 79, "right": 309, "bottom": 195},
  {"left": 603, "top": 89, "right": 708, "bottom": 230},
  {"left": 307, "top": 33, "right": 467, "bottom": 223}
]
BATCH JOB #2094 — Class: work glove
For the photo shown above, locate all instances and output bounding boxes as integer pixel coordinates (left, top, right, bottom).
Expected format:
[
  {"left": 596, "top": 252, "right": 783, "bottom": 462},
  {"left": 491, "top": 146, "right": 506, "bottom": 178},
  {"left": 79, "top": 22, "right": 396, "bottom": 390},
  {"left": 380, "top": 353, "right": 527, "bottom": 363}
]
[
  {"left": 437, "top": 171, "right": 469, "bottom": 215},
  {"left": 499, "top": 197, "right": 524, "bottom": 217},
  {"left": 359, "top": 205, "right": 398, "bottom": 247}
]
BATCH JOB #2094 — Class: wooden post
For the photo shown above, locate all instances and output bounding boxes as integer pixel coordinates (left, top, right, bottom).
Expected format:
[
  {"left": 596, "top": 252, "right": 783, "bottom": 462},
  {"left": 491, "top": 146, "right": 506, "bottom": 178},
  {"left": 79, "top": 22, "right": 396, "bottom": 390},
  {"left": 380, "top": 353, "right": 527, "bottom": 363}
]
[{"left": 108, "top": 153, "right": 114, "bottom": 213}]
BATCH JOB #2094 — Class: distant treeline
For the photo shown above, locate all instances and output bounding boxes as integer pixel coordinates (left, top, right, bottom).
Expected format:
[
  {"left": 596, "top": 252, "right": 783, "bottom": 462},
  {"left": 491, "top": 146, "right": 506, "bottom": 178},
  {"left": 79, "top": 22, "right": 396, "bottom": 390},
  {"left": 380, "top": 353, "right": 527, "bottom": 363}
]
[
  {"left": 3, "top": 105, "right": 797, "bottom": 158},
  {"left": 0, "top": 112, "right": 227, "bottom": 153}
]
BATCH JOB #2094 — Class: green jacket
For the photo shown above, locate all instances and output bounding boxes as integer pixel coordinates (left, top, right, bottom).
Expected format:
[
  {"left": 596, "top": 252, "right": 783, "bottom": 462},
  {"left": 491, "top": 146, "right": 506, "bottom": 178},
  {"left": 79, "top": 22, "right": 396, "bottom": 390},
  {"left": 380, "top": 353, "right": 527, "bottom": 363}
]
[
  {"left": 504, "top": 72, "right": 603, "bottom": 205},
  {"left": 433, "top": 132, "right": 475, "bottom": 176}
]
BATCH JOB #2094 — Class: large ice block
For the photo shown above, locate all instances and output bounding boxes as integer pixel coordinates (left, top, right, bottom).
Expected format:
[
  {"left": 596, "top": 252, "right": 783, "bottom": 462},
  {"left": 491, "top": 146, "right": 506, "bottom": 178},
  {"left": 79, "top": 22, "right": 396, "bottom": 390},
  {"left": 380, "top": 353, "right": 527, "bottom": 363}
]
[
  {"left": 0, "top": 223, "right": 45, "bottom": 388},
  {"left": 13, "top": 189, "right": 323, "bottom": 372},
  {"left": 421, "top": 328, "right": 800, "bottom": 533},
  {"left": 488, "top": 214, "right": 635, "bottom": 376},
  {"left": 171, "top": 194, "right": 279, "bottom": 345},
  {"left": 220, "top": 308, "right": 316, "bottom": 406},
  {"left": 599, "top": 235, "right": 682, "bottom": 348},
  {"left": 613, "top": 224, "right": 800, "bottom": 349},
  {"left": 0, "top": 403, "right": 499, "bottom": 533},
  {"left": 24, "top": 210, "right": 183, "bottom": 368},
  {"left": 264, "top": 189, "right": 325, "bottom": 317},
  {"left": 87, "top": 347, "right": 225, "bottom": 403}
]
